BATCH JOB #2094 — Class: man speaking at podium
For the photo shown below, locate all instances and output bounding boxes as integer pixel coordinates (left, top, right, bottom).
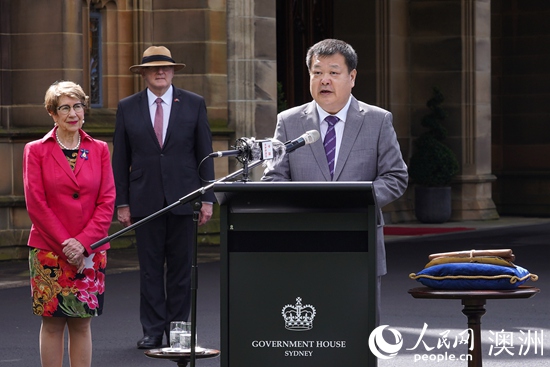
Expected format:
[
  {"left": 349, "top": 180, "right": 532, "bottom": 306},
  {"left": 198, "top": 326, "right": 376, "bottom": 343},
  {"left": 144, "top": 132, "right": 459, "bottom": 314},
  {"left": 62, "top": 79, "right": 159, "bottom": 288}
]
[{"left": 261, "top": 39, "right": 408, "bottom": 322}]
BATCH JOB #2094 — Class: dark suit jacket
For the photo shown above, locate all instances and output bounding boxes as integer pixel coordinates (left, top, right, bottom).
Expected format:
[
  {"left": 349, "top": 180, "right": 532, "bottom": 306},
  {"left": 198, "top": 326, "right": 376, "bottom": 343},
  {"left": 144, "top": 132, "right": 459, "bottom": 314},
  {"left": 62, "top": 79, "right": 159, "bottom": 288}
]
[
  {"left": 112, "top": 86, "right": 216, "bottom": 217},
  {"left": 262, "top": 97, "right": 408, "bottom": 275}
]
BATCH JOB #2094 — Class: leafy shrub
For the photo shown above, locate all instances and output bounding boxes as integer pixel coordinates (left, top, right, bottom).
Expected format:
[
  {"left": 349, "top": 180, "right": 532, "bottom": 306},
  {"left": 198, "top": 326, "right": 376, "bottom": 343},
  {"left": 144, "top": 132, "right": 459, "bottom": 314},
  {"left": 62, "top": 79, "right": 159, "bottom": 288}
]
[{"left": 409, "top": 88, "right": 459, "bottom": 186}]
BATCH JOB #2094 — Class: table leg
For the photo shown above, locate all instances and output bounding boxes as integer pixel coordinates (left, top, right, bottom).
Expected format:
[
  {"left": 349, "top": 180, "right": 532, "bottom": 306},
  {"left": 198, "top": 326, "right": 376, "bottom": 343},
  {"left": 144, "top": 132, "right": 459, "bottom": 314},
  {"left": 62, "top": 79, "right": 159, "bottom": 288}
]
[
  {"left": 166, "top": 356, "right": 190, "bottom": 366},
  {"left": 461, "top": 298, "right": 486, "bottom": 367}
]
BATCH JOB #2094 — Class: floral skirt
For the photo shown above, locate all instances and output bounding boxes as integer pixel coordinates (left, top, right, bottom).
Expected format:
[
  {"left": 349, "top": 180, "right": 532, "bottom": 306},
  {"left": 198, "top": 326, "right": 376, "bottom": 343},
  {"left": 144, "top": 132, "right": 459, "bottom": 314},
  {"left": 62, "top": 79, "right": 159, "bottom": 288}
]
[{"left": 29, "top": 248, "right": 107, "bottom": 318}]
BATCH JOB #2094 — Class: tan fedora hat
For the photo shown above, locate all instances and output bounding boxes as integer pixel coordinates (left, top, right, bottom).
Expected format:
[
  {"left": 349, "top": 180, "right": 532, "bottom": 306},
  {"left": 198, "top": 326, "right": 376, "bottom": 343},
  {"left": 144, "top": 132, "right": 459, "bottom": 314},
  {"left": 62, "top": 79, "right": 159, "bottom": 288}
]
[{"left": 129, "top": 46, "right": 186, "bottom": 74}]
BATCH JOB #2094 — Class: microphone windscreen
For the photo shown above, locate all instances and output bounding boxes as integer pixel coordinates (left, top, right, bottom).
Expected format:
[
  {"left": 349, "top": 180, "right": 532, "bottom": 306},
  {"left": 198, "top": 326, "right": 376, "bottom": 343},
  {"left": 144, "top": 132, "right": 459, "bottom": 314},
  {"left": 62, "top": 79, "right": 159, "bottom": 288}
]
[
  {"left": 305, "top": 130, "right": 320, "bottom": 144},
  {"left": 262, "top": 138, "right": 285, "bottom": 169},
  {"left": 248, "top": 138, "right": 263, "bottom": 161},
  {"left": 270, "top": 138, "right": 286, "bottom": 164},
  {"left": 245, "top": 137, "right": 285, "bottom": 162}
]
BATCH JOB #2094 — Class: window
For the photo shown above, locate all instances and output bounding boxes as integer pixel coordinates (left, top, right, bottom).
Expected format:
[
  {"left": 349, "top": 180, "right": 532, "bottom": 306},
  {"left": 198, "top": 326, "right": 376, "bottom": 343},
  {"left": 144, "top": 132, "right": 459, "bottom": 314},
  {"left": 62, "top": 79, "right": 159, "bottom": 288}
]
[{"left": 89, "top": 11, "right": 102, "bottom": 107}]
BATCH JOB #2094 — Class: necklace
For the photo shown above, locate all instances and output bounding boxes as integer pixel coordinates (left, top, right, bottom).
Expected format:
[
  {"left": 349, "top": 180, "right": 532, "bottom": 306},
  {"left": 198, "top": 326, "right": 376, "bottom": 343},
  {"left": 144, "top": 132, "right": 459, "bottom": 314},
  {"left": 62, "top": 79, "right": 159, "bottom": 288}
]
[{"left": 56, "top": 130, "right": 81, "bottom": 150}]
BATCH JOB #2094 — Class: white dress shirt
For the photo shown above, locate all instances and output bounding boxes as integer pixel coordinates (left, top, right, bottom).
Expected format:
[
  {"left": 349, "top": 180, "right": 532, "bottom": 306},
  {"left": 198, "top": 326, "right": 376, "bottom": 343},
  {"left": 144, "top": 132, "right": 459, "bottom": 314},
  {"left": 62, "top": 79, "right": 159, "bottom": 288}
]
[
  {"left": 147, "top": 87, "right": 173, "bottom": 145},
  {"left": 316, "top": 95, "right": 352, "bottom": 167}
]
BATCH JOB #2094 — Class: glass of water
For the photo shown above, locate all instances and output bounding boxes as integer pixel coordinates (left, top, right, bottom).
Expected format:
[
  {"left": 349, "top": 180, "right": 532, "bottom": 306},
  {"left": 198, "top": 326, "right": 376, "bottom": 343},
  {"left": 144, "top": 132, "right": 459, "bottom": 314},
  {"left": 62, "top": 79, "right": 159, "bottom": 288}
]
[{"left": 170, "top": 321, "right": 194, "bottom": 350}]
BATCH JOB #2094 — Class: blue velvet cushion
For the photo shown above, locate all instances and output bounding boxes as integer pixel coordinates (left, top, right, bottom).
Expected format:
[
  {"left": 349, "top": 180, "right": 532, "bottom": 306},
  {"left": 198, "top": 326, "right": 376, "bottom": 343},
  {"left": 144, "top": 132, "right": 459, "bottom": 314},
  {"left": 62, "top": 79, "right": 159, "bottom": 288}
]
[{"left": 409, "top": 262, "right": 537, "bottom": 290}]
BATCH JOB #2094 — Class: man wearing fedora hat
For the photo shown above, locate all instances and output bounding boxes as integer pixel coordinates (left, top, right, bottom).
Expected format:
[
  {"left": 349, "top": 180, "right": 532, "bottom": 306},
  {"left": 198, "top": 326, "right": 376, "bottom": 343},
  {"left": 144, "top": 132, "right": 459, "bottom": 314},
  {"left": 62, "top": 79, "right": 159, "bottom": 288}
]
[{"left": 112, "top": 46, "right": 216, "bottom": 349}]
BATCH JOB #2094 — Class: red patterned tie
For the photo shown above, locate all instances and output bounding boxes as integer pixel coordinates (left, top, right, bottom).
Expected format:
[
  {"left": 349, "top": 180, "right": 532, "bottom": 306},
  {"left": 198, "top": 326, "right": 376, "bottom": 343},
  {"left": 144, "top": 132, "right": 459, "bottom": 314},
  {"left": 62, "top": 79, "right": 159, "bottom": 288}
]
[
  {"left": 323, "top": 115, "right": 339, "bottom": 179},
  {"left": 154, "top": 98, "right": 163, "bottom": 147}
]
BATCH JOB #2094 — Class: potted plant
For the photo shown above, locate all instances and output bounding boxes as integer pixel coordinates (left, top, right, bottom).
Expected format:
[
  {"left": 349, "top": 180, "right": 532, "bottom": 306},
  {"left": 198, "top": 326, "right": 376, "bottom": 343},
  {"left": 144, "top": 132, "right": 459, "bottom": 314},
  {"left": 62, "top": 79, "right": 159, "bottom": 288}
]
[{"left": 409, "top": 88, "right": 459, "bottom": 223}]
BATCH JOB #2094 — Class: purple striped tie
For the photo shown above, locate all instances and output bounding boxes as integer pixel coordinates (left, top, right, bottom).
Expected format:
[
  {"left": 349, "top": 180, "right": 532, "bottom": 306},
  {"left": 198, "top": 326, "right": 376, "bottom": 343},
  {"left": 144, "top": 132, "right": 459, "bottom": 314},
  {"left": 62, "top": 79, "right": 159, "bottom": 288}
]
[{"left": 323, "top": 115, "right": 339, "bottom": 179}]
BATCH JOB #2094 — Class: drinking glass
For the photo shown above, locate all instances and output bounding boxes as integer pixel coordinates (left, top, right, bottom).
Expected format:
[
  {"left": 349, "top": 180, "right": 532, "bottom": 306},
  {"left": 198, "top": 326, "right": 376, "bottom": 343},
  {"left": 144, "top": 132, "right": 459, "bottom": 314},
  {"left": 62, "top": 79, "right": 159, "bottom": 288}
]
[{"left": 170, "top": 321, "right": 194, "bottom": 350}]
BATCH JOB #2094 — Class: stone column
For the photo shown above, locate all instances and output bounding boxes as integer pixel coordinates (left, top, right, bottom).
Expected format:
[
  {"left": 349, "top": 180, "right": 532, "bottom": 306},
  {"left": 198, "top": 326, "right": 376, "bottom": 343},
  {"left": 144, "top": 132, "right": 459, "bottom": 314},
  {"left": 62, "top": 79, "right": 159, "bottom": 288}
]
[
  {"left": 226, "top": 0, "right": 277, "bottom": 177},
  {"left": 454, "top": 0, "right": 498, "bottom": 220},
  {"left": 376, "top": 0, "right": 414, "bottom": 222}
]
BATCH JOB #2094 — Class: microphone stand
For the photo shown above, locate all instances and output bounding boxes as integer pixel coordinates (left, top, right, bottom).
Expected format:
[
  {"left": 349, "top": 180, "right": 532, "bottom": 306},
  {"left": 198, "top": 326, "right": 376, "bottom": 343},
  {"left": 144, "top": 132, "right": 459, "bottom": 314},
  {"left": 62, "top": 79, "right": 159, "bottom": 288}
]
[
  {"left": 90, "top": 158, "right": 265, "bottom": 366},
  {"left": 90, "top": 158, "right": 263, "bottom": 251},
  {"left": 190, "top": 201, "right": 201, "bottom": 367}
]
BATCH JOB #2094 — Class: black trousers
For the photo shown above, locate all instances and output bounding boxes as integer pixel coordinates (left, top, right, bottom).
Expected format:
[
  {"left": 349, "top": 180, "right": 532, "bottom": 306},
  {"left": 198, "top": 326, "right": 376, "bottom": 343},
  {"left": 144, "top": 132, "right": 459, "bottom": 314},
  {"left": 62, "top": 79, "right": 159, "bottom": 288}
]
[{"left": 134, "top": 212, "right": 194, "bottom": 338}]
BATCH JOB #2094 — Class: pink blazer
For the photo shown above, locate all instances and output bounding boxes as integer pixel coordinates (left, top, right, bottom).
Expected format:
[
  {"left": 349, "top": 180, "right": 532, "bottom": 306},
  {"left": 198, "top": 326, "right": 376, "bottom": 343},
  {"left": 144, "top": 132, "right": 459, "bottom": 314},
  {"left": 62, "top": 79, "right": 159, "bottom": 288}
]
[{"left": 23, "top": 127, "right": 115, "bottom": 259}]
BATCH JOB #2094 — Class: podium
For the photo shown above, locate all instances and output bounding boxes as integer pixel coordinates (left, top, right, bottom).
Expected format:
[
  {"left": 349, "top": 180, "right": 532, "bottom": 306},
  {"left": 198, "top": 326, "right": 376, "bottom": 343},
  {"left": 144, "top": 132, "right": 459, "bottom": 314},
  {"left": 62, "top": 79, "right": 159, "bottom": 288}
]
[{"left": 214, "top": 181, "right": 378, "bottom": 367}]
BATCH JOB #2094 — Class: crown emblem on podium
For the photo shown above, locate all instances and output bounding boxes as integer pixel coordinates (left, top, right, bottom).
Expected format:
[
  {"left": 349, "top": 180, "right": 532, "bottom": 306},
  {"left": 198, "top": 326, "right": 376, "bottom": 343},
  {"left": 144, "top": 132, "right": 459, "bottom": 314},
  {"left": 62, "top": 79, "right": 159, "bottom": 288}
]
[{"left": 282, "top": 297, "right": 316, "bottom": 331}]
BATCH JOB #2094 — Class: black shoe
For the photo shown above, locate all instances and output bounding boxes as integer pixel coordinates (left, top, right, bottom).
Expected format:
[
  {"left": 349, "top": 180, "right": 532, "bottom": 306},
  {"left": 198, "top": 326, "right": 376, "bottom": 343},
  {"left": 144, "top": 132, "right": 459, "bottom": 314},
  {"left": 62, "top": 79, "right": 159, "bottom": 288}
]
[{"left": 137, "top": 335, "right": 163, "bottom": 349}]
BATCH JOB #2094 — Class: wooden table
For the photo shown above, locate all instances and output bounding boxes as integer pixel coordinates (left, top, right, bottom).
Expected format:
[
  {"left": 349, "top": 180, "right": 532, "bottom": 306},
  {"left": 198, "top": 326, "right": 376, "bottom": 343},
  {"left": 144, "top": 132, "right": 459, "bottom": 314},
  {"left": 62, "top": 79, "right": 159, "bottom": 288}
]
[
  {"left": 408, "top": 286, "right": 539, "bottom": 367},
  {"left": 145, "top": 348, "right": 220, "bottom": 367}
]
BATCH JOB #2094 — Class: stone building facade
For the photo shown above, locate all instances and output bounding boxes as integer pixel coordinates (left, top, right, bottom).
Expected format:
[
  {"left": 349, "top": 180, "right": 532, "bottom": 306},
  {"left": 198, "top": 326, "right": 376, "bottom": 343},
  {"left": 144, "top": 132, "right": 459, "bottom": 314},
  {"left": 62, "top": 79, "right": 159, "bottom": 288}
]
[{"left": 1, "top": 0, "right": 549, "bottom": 260}]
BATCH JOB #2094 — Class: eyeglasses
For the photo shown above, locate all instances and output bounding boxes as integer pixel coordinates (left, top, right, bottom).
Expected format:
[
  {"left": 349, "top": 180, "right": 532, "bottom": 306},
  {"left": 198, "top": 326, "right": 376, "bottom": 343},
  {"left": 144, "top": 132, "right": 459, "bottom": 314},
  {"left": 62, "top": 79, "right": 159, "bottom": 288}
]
[{"left": 57, "top": 103, "right": 85, "bottom": 115}]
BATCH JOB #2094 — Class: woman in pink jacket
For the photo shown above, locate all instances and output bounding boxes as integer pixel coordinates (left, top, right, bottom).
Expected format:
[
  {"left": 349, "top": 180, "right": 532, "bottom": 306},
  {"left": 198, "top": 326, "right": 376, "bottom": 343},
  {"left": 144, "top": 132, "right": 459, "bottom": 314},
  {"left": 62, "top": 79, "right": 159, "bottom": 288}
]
[{"left": 23, "top": 81, "right": 115, "bottom": 367}]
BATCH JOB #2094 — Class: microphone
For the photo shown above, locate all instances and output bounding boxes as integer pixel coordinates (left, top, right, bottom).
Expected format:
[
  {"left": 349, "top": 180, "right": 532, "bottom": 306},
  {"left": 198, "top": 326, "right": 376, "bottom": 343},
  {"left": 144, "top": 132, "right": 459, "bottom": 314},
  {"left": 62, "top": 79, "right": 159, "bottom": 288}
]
[
  {"left": 262, "top": 130, "right": 320, "bottom": 171},
  {"left": 209, "top": 137, "right": 279, "bottom": 162},
  {"left": 283, "top": 130, "right": 320, "bottom": 154},
  {"left": 209, "top": 149, "right": 241, "bottom": 158},
  {"left": 208, "top": 130, "right": 320, "bottom": 165}
]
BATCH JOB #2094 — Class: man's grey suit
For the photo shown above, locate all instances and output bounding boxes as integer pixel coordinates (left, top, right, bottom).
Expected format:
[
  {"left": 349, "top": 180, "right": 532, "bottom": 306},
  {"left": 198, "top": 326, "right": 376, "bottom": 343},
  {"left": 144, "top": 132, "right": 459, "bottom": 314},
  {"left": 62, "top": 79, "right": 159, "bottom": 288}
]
[{"left": 262, "top": 97, "right": 408, "bottom": 276}]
